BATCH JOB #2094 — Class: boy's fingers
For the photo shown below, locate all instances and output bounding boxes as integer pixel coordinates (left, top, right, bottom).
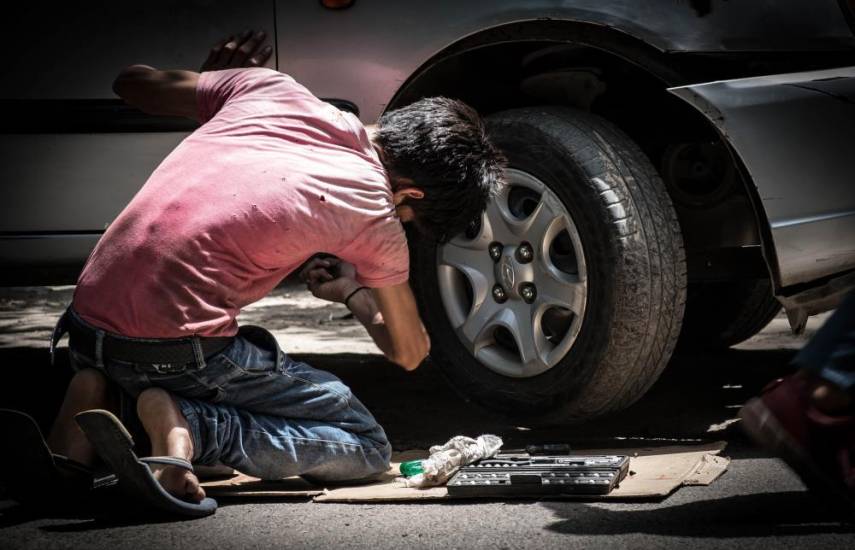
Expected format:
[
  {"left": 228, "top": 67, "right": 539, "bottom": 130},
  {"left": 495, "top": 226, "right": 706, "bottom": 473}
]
[
  {"left": 218, "top": 36, "right": 240, "bottom": 65},
  {"left": 249, "top": 45, "right": 273, "bottom": 67},
  {"left": 202, "top": 36, "right": 230, "bottom": 70},
  {"left": 300, "top": 258, "right": 331, "bottom": 280},
  {"left": 233, "top": 30, "right": 266, "bottom": 66},
  {"left": 307, "top": 268, "right": 333, "bottom": 284}
]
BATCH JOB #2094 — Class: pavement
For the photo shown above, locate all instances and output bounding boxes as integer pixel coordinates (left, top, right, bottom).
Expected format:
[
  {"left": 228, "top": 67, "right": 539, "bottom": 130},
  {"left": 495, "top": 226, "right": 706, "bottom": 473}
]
[{"left": 0, "top": 285, "right": 852, "bottom": 549}]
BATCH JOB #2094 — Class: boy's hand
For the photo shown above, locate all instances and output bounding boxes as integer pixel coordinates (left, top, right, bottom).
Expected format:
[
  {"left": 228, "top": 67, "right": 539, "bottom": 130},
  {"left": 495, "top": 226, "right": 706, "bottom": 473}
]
[
  {"left": 300, "top": 257, "right": 361, "bottom": 304},
  {"left": 201, "top": 30, "right": 273, "bottom": 72}
]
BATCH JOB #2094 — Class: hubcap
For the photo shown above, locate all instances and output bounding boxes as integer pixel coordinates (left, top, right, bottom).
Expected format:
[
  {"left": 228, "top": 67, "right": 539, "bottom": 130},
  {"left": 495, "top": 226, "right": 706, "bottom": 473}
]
[{"left": 436, "top": 169, "right": 588, "bottom": 378}]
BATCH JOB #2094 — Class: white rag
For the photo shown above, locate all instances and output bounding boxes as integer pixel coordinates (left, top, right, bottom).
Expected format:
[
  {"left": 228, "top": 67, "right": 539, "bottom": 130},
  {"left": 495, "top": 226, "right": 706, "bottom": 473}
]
[{"left": 398, "top": 434, "right": 503, "bottom": 488}]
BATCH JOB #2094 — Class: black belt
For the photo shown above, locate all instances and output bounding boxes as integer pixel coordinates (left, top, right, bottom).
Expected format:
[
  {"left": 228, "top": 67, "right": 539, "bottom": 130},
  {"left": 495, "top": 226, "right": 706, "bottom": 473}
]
[{"left": 64, "top": 309, "right": 233, "bottom": 368}]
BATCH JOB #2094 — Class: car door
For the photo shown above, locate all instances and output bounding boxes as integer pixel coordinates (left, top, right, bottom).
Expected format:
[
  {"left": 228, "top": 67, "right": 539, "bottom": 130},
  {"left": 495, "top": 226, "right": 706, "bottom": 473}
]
[{"left": 0, "top": 1, "right": 274, "bottom": 282}]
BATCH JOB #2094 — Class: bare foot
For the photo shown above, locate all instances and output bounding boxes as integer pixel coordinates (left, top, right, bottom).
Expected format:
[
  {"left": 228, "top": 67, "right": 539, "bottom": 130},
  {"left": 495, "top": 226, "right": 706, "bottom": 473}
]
[
  {"left": 151, "top": 463, "right": 206, "bottom": 503},
  {"left": 47, "top": 368, "right": 116, "bottom": 466},
  {"left": 136, "top": 387, "right": 206, "bottom": 503}
]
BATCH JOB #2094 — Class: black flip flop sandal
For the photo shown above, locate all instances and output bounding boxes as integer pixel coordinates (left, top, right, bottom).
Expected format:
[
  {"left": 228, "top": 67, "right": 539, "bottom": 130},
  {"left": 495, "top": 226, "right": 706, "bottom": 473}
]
[
  {"left": 75, "top": 409, "right": 217, "bottom": 518},
  {"left": 0, "top": 408, "right": 117, "bottom": 508}
]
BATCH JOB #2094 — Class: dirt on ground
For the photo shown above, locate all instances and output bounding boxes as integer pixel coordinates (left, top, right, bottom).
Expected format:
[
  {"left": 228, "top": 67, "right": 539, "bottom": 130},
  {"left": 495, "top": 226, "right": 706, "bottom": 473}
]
[
  {"left": 0, "top": 283, "right": 378, "bottom": 353},
  {"left": 0, "top": 283, "right": 826, "bottom": 353}
]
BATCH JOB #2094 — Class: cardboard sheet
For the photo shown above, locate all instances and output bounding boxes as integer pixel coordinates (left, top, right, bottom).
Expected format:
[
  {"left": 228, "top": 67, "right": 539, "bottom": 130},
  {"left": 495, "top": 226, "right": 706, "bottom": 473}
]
[
  {"left": 203, "top": 474, "right": 325, "bottom": 499},
  {"left": 201, "top": 441, "right": 729, "bottom": 502}
]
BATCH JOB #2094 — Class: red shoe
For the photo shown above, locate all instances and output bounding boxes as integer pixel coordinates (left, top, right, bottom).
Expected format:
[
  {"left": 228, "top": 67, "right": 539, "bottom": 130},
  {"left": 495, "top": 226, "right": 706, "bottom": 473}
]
[{"left": 739, "top": 374, "right": 855, "bottom": 513}]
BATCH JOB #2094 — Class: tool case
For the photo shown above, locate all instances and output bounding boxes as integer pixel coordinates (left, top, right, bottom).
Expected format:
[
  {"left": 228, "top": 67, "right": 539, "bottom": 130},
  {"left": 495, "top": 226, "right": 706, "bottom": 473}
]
[{"left": 447, "top": 452, "right": 630, "bottom": 497}]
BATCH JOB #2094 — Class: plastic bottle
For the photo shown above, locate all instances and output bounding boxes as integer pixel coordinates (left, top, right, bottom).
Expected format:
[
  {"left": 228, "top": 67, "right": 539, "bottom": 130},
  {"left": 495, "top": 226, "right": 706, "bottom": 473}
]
[{"left": 398, "top": 459, "right": 424, "bottom": 477}]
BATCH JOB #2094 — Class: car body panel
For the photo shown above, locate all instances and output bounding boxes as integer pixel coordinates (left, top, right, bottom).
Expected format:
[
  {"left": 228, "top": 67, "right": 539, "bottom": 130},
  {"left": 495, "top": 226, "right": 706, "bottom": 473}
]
[
  {"left": 1, "top": 235, "right": 100, "bottom": 269},
  {"left": 668, "top": 67, "right": 855, "bottom": 289},
  {"left": 0, "top": 133, "right": 188, "bottom": 234},
  {"left": 1, "top": 1, "right": 272, "bottom": 256},
  {"left": 2, "top": 2, "right": 273, "bottom": 101},
  {"left": 2, "top": 0, "right": 854, "bottom": 301},
  {"left": 277, "top": 0, "right": 854, "bottom": 123}
]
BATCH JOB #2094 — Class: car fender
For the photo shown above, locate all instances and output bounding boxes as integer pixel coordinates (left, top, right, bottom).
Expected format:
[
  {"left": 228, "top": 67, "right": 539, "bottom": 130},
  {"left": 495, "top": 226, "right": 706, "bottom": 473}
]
[
  {"left": 668, "top": 67, "right": 855, "bottom": 324},
  {"left": 278, "top": 0, "right": 853, "bottom": 123}
]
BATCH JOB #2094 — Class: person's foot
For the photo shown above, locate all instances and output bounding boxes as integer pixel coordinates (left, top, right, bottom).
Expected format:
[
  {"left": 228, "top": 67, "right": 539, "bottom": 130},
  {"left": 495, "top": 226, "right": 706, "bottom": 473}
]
[
  {"left": 150, "top": 462, "right": 206, "bottom": 503},
  {"left": 47, "top": 368, "right": 116, "bottom": 465},
  {"left": 136, "top": 387, "right": 206, "bottom": 503},
  {"left": 739, "top": 373, "right": 855, "bottom": 511}
]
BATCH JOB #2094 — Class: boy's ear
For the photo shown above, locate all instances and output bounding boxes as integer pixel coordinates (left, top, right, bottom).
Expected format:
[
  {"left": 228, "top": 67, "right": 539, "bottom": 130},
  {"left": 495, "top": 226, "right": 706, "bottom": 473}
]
[{"left": 392, "top": 186, "right": 424, "bottom": 205}]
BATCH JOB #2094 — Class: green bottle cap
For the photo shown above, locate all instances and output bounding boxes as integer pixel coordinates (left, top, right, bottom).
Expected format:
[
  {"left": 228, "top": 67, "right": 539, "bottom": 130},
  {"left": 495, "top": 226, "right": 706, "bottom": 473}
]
[{"left": 399, "top": 459, "right": 424, "bottom": 477}]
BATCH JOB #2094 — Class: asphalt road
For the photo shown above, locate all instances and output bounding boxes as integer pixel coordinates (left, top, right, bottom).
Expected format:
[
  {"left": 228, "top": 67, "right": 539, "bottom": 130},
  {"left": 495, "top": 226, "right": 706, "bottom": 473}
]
[{"left": 0, "top": 287, "right": 852, "bottom": 549}]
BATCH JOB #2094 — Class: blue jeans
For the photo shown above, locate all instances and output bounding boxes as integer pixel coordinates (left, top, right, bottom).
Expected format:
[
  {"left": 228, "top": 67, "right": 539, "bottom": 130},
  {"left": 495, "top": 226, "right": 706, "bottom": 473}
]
[
  {"left": 793, "top": 290, "right": 855, "bottom": 394},
  {"left": 63, "top": 311, "right": 391, "bottom": 482}
]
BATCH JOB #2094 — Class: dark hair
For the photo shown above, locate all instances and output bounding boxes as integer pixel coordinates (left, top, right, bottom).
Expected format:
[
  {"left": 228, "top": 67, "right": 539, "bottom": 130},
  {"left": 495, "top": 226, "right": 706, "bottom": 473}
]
[{"left": 375, "top": 97, "right": 505, "bottom": 240}]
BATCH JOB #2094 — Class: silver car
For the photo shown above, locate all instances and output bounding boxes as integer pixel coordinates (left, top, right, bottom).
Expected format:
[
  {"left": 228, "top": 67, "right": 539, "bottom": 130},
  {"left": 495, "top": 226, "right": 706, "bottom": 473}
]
[{"left": 3, "top": 0, "right": 855, "bottom": 422}]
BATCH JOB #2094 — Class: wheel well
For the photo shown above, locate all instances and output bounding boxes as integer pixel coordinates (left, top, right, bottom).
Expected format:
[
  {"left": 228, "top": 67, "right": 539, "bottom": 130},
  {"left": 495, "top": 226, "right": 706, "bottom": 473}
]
[{"left": 389, "top": 23, "right": 770, "bottom": 284}]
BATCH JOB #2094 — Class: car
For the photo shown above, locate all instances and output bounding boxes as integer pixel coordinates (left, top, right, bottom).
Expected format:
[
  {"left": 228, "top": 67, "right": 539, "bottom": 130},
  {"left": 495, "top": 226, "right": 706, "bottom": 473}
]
[{"left": 3, "top": 0, "right": 855, "bottom": 422}]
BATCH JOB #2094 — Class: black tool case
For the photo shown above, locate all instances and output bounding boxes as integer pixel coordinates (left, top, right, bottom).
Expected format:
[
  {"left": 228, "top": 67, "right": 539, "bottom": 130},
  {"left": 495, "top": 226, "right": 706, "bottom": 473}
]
[{"left": 447, "top": 453, "right": 630, "bottom": 497}]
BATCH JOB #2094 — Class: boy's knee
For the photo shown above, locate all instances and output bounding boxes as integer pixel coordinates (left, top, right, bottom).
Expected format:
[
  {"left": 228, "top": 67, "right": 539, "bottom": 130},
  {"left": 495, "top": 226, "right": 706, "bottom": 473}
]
[
  {"left": 376, "top": 441, "right": 392, "bottom": 469},
  {"left": 301, "top": 447, "right": 391, "bottom": 484},
  {"left": 360, "top": 443, "right": 393, "bottom": 479},
  {"left": 362, "top": 424, "right": 391, "bottom": 462},
  {"left": 360, "top": 436, "right": 393, "bottom": 476}
]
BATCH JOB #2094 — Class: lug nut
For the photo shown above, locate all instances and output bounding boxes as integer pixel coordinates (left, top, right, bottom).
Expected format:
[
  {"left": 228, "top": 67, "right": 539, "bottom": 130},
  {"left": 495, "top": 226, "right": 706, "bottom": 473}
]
[
  {"left": 516, "top": 242, "right": 533, "bottom": 264},
  {"left": 489, "top": 242, "right": 504, "bottom": 262},
  {"left": 519, "top": 283, "right": 537, "bottom": 304},
  {"left": 492, "top": 284, "right": 508, "bottom": 303}
]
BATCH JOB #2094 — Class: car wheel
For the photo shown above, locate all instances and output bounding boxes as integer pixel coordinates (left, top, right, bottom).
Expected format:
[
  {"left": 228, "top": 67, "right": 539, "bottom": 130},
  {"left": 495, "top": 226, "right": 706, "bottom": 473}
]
[
  {"left": 678, "top": 279, "right": 781, "bottom": 350},
  {"left": 410, "top": 107, "right": 687, "bottom": 422}
]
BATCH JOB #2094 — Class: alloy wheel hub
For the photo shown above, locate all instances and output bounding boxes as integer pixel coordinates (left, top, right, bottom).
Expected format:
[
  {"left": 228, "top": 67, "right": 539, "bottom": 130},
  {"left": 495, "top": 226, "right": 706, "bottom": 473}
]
[
  {"left": 436, "top": 169, "right": 588, "bottom": 378},
  {"left": 494, "top": 246, "right": 534, "bottom": 301}
]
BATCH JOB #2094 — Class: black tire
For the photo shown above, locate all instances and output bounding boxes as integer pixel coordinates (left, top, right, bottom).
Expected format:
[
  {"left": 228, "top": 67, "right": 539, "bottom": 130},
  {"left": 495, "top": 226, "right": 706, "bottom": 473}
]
[
  {"left": 678, "top": 279, "right": 781, "bottom": 350},
  {"left": 411, "top": 107, "right": 687, "bottom": 422}
]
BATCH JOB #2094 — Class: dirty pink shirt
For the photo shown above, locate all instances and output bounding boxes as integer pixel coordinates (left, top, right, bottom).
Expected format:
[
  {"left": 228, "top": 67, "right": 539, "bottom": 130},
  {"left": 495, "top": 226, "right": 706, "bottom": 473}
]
[{"left": 73, "top": 68, "right": 409, "bottom": 338}]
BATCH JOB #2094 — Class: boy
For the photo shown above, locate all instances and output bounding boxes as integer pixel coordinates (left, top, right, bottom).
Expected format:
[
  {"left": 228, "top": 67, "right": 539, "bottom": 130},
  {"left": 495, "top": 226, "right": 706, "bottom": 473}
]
[{"left": 7, "top": 31, "right": 505, "bottom": 514}]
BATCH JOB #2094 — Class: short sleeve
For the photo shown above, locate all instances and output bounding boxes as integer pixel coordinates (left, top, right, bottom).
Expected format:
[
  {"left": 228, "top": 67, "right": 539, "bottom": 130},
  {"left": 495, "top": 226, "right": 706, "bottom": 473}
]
[
  {"left": 196, "top": 68, "right": 300, "bottom": 123},
  {"left": 340, "top": 217, "right": 410, "bottom": 288}
]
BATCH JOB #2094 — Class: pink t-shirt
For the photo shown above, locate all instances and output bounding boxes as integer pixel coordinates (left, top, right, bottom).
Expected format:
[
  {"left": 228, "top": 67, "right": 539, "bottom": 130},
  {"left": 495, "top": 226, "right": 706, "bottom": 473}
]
[{"left": 73, "top": 68, "right": 409, "bottom": 338}]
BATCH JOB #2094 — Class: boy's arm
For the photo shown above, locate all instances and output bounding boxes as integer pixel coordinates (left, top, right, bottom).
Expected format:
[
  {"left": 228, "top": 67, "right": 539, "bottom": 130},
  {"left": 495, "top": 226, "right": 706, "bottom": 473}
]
[
  {"left": 111, "top": 30, "right": 272, "bottom": 121},
  {"left": 112, "top": 66, "right": 200, "bottom": 120},
  {"left": 354, "top": 284, "right": 430, "bottom": 371},
  {"left": 302, "top": 258, "right": 430, "bottom": 371}
]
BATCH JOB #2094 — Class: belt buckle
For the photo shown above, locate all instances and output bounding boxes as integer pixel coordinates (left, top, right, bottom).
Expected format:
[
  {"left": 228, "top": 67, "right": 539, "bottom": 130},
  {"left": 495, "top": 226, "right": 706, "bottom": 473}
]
[{"left": 151, "top": 363, "right": 186, "bottom": 374}]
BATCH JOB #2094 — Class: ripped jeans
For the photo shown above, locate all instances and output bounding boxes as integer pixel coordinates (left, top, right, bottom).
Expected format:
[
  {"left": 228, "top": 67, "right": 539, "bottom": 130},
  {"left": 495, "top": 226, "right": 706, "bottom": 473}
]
[{"left": 63, "top": 310, "right": 391, "bottom": 482}]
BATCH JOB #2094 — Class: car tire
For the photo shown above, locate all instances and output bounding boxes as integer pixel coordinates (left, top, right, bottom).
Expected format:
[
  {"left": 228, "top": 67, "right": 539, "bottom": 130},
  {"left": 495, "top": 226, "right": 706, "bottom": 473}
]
[
  {"left": 678, "top": 279, "right": 781, "bottom": 350},
  {"left": 410, "top": 107, "right": 687, "bottom": 422}
]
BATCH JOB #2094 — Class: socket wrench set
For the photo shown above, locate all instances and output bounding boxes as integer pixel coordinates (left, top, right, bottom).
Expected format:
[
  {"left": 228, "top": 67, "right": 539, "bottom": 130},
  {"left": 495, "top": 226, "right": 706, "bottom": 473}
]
[{"left": 447, "top": 453, "right": 630, "bottom": 497}]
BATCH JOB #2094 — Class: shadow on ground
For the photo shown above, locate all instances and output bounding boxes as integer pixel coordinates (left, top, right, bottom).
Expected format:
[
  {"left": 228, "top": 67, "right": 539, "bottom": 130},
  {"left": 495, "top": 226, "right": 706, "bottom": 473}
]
[
  {"left": 539, "top": 491, "right": 855, "bottom": 538},
  {"left": 335, "top": 346, "right": 799, "bottom": 450},
  {"left": 0, "top": 343, "right": 797, "bottom": 453},
  {"left": 1, "top": 343, "right": 835, "bottom": 536}
]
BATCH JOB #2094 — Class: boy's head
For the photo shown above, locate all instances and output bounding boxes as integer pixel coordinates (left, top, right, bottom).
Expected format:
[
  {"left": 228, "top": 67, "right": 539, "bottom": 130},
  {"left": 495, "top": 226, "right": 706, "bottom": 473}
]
[{"left": 374, "top": 97, "right": 506, "bottom": 240}]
